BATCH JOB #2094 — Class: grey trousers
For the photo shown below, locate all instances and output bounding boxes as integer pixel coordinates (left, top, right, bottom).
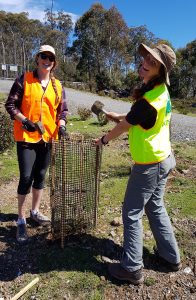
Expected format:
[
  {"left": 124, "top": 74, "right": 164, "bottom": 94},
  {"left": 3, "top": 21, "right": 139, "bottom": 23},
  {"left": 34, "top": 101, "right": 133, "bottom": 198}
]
[{"left": 121, "top": 153, "right": 180, "bottom": 272}]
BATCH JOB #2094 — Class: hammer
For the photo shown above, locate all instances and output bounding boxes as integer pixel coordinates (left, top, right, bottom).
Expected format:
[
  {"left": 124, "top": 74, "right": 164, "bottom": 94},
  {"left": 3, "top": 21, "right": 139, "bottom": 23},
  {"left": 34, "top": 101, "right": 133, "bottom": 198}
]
[{"left": 91, "top": 100, "right": 119, "bottom": 123}]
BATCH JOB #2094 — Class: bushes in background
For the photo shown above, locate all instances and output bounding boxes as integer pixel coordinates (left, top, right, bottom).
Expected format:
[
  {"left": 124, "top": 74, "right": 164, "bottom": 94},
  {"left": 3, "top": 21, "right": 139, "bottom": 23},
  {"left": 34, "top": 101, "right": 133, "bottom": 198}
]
[
  {"left": 0, "top": 110, "right": 14, "bottom": 152},
  {"left": 77, "top": 106, "right": 92, "bottom": 121}
]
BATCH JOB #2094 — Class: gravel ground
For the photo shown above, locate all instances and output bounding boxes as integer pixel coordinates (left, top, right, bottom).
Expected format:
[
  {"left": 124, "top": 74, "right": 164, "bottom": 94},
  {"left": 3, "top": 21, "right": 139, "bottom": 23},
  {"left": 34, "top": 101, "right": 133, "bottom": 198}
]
[
  {"left": 66, "top": 88, "right": 196, "bottom": 142},
  {"left": 1, "top": 79, "right": 196, "bottom": 141}
]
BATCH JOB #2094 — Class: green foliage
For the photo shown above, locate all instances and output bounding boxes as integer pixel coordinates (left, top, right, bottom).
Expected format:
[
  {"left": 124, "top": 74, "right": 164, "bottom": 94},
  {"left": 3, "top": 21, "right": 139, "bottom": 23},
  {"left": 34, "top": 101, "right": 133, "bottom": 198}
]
[
  {"left": 0, "top": 93, "right": 7, "bottom": 103},
  {"left": 96, "top": 71, "right": 111, "bottom": 91},
  {"left": 1, "top": 7, "right": 195, "bottom": 100},
  {"left": 97, "top": 111, "right": 108, "bottom": 126},
  {"left": 172, "top": 98, "right": 196, "bottom": 116},
  {"left": 0, "top": 117, "right": 195, "bottom": 299},
  {"left": 122, "top": 70, "right": 139, "bottom": 91},
  {"left": 0, "top": 145, "right": 18, "bottom": 184},
  {"left": 144, "top": 277, "right": 156, "bottom": 286},
  {"left": 0, "top": 110, "right": 14, "bottom": 153},
  {"left": 77, "top": 106, "right": 92, "bottom": 121}
]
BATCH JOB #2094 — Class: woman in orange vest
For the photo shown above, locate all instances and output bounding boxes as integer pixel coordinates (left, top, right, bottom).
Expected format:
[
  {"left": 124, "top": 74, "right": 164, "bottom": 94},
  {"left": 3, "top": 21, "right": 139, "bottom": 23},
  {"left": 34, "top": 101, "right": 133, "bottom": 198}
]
[
  {"left": 96, "top": 43, "right": 181, "bottom": 284},
  {"left": 5, "top": 45, "right": 68, "bottom": 243}
]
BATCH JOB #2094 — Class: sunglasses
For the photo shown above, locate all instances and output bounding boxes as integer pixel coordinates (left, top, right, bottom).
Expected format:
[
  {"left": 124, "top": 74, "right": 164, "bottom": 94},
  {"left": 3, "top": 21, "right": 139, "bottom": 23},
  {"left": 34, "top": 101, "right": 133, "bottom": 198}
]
[{"left": 39, "top": 53, "right": 55, "bottom": 62}]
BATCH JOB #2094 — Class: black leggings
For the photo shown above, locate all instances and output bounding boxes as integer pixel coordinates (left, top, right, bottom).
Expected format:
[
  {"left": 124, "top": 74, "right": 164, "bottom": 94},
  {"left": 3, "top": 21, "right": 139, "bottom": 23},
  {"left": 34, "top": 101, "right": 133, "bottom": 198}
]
[{"left": 17, "top": 142, "right": 51, "bottom": 195}]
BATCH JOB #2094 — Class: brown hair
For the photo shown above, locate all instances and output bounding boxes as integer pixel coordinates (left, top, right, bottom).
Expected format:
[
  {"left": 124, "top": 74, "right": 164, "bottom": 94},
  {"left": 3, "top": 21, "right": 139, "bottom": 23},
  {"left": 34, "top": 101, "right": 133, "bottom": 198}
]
[
  {"left": 50, "top": 72, "right": 60, "bottom": 105},
  {"left": 132, "top": 65, "right": 165, "bottom": 100}
]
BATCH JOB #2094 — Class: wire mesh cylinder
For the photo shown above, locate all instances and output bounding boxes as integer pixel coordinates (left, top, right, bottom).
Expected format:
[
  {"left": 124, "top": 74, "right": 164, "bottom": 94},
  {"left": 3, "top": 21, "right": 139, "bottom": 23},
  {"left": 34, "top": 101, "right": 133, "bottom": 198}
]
[{"left": 49, "top": 134, "right": 102, "bottom": 247}]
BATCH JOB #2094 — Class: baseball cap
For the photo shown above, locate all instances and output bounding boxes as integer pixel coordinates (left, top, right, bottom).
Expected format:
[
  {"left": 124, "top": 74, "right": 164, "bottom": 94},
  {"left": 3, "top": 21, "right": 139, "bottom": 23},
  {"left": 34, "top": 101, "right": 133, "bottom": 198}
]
[{"left": 37, "top": 45, "right": 56, "bottom": 56}]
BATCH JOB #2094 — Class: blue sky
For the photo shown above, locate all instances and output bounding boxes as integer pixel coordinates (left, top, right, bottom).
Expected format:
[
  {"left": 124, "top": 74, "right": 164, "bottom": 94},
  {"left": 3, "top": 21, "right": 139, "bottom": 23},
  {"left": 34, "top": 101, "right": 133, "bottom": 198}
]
[{"left": 0, "top": 0, "right": 195, "bottom": 49}]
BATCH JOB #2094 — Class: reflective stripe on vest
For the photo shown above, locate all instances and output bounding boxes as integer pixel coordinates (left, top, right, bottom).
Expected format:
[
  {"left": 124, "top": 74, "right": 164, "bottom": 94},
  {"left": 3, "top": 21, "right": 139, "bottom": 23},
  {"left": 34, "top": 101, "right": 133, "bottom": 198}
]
[
  {"left": 128, "top": 83, "right": 171, "bottom": 164},
  {"left": 14, "top": 72, "right": 62, "bottom": 143}
]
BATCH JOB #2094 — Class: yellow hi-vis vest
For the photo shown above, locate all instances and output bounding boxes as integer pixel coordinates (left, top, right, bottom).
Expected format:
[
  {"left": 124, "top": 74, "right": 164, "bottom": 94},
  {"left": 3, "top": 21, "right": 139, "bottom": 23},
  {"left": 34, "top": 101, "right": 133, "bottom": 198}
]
[
  {"left": 128, "top": 83, "right": 171, "bottom": 164},
  {"left": 14, "top": 72, "right": 62, "bottom": 143}
]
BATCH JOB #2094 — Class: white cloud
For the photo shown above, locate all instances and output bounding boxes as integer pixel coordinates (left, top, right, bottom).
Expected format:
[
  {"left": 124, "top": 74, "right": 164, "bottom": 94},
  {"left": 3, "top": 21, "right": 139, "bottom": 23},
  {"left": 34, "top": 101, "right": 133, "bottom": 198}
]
[
  {"left": 0, "top": 0, "right": 29, "bottom": 10},
  {"left": 0, "top": 0, "right": 79, "bottom": 24}
]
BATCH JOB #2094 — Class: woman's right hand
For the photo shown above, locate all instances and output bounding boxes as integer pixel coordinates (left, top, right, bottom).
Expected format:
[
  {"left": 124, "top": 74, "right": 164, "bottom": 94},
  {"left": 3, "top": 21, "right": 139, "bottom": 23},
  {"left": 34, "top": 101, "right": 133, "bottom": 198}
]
[{"left": 22, "top": 118, "right": 36, "bottom": 132}]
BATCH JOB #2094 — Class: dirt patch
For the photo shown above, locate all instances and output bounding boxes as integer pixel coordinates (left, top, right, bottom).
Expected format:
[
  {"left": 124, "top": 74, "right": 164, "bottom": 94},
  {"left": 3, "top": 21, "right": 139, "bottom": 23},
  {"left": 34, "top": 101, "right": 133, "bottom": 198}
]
[{"left": 0, "top": 147, "right": 196, "bottom": 300}]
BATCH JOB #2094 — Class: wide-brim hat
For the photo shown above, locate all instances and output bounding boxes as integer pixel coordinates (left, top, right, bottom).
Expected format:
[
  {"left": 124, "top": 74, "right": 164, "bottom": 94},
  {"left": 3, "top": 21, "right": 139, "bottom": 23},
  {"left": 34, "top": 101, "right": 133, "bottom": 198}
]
[
  {"left": 37, "top": 45, "right": 56, "bottom": 57},
  {"left": 138, "top": 43, "right": 176, "bottom": 85}
]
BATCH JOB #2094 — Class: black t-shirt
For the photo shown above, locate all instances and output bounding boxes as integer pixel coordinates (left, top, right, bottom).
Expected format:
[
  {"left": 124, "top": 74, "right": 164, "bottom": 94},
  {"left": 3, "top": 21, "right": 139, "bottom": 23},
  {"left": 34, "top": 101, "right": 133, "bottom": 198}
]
[{"left": 125, "top": 99, "right": 157, "bottom": 130}]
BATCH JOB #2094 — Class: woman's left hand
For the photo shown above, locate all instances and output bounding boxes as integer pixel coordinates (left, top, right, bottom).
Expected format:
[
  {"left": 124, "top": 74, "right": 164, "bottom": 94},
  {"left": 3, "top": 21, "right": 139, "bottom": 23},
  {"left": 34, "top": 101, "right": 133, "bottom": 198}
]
[{"left": 95, "top": 138, "right": 102, "bottom": 146}]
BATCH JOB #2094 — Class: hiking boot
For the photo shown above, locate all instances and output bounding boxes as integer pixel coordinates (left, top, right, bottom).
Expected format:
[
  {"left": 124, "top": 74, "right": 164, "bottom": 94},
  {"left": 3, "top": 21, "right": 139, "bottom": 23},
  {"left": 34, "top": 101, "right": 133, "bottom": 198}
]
[
  {"left": 154, "top": 247, "right": 182, "bottom": 271},
  {"left": 108, "top": 263, "right": 144, "bottom": 285},
  {"left": 16, "top": 223, "right": 28, "bottom": 244},
  {"left": 30, "top": 210, "right": 51, "bottom": 226}
]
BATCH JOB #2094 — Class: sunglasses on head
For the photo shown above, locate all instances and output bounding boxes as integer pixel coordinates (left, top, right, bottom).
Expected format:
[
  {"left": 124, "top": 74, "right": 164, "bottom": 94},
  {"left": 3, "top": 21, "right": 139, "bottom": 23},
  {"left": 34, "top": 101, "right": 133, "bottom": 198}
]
[{"left": 39, "top": 53, "right": 55, "bottom": 62}]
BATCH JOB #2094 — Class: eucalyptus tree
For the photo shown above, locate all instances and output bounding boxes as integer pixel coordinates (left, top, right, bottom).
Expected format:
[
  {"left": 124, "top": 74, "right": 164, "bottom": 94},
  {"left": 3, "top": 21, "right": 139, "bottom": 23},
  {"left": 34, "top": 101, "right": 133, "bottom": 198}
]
[
  {"left": 70, "top": 3, "right": 129, "bottom": 90},
  {"left": 103, "top": 6, "right": 129, "bottom": 86},
  {"left": 0, "top": 11, "right": 45, "bottom": 72},
  {"left": 0, "top": 11, "right": 8, "bottom": 65},
  {"left": 44, "top": 9, "right": 73, "bottom": 60},
  {"left": 128, "top": 25, "right": 159, "bottom": 69},
  {"left": 72, "top": 3, "right": 106, "bottom": 88},
  {"left": 178, "top": 40, "right": 196, "bottom": 98}
]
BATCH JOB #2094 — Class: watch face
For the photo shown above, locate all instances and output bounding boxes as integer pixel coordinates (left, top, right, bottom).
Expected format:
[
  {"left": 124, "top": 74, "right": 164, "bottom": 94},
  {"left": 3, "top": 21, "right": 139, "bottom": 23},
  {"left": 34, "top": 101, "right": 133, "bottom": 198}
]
[{"left": 97, "top": 111, "right": 108, "bottom": 126}]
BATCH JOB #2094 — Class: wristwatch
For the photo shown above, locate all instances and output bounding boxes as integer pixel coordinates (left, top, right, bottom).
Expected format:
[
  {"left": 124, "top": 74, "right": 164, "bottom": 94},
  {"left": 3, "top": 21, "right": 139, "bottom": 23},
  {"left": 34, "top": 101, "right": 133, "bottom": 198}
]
[{"left": 101, "top": 135, "right": 108, "bottom": 145}]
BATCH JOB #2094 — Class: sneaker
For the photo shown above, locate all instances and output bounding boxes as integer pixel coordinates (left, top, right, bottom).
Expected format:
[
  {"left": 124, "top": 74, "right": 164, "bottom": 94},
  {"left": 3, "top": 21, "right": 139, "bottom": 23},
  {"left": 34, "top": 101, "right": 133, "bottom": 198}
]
[
  {"left": 108, "top": 263, "right": 144, "bottom": 285},
  {"left": 154, "top": 247, "right": 182, "bottom": 271},
  {"left": 16, "top": 223, "right": 28, "bottom": 244},
  {"left": 30, "top": 210, "right": 51, "bottom": 226}
]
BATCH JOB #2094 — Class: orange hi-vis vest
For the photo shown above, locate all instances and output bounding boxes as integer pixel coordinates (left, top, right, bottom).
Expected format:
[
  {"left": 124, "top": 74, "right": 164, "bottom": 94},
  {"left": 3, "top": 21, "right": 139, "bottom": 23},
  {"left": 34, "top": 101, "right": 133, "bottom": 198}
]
[{"left": 14, "top": 72, "right": 62, "bottom": 143}]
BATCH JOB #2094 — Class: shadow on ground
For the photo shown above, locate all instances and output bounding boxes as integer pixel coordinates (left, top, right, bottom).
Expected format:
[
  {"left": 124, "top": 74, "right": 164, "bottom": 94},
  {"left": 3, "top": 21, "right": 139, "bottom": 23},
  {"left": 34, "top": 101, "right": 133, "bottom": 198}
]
[{"left": 0, "top": 212, "right": 172, "bottom": 284}]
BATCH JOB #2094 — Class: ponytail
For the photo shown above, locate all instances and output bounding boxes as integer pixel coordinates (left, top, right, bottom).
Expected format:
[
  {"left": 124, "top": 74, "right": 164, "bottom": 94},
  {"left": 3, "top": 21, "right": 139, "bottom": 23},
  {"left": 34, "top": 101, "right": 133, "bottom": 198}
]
[{"left": 50, "top": 72, "right": 60, "bottom": 105}]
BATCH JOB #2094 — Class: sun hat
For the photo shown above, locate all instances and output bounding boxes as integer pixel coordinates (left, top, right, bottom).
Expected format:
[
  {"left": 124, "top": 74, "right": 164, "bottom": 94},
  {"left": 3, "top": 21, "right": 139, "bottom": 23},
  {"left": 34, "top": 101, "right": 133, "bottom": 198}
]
[
  {"left": 37, "top": 45, "right": 56, "bottom": 56},
  {"left": 138, "top": 43, "right": 176, "bottom": 85}
]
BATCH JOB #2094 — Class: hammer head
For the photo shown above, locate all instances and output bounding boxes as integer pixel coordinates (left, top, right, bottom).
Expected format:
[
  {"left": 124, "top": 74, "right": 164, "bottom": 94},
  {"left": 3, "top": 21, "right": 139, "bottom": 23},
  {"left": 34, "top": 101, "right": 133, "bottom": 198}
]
[
  {"left": 91, "top": 100, "right": 108, "bottom": 125},
  {"left": 91, "top": 100, "right": 105, "bottom": 115}
]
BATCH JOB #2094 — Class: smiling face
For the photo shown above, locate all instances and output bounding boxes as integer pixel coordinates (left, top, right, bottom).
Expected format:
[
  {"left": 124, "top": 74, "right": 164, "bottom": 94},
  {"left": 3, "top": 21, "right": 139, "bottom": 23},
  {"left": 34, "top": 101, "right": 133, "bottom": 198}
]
[
  {"left": 139, "top": 53, "right": 162, "bottom": 84},
  {"left": 36, "top": 51, "right": 56, "bottom": 74}
]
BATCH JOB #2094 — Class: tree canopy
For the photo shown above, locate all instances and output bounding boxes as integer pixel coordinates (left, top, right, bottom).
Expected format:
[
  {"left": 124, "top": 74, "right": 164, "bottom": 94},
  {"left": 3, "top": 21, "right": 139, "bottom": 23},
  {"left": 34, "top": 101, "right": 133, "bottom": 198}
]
[{"left": 0, "top": 4, "right": 195, "bottom": 99}]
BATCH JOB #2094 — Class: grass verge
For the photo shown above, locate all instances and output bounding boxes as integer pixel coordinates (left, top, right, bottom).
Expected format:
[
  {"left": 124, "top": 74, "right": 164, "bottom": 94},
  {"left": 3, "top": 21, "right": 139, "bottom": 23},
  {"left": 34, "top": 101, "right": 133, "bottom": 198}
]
[{"left": 0, "top": 115, "right": 195, "bottom": 300}]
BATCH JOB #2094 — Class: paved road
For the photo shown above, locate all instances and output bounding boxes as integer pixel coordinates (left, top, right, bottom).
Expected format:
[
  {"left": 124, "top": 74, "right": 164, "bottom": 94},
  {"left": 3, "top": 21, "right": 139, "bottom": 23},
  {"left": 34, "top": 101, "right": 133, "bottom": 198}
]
[
  {"left": 0, "top": 79, "right": 132, "bottom": 113},
  {"left": 1, "top": 79, "right": 196, "bottom": 141},
  {"left": 0, "top": 79, "right": 14, "bottom": 93}
]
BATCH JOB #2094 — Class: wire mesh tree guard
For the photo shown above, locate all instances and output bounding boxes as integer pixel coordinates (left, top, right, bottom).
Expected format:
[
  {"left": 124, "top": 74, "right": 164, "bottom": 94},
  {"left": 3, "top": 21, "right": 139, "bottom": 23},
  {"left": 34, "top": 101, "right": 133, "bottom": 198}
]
[{"left": 49, "top": 134, "right": 102, "bottom": 248}]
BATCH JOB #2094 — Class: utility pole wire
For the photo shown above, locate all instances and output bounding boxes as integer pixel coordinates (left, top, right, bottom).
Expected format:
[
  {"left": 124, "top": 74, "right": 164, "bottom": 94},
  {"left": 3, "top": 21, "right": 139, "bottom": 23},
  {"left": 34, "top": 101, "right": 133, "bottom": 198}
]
[{"left": 51, "top": 0, "right": 54, "bottom": 15}]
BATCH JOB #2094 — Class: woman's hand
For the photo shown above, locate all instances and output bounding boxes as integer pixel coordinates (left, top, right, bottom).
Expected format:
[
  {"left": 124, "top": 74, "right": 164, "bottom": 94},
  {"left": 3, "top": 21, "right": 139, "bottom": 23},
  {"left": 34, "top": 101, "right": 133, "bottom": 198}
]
[
  {"left": 95, "top": 138, "right": 102, "bottom": 146},
  {"left": 95, "top": 135, "right": 108, "bottom": 146},
  {"left": 22, "top": 118, "right": 36, "bottom": 132},
  {"left": 58, "top": 125, "right": 68, "bottom": 139}
]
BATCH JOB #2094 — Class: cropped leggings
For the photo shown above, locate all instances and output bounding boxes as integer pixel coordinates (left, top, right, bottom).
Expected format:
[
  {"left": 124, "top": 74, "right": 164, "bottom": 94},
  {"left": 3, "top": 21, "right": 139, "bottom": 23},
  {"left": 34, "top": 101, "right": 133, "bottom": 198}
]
[{"left": 17, "top": 142, "right": 51, "bottom": 195}]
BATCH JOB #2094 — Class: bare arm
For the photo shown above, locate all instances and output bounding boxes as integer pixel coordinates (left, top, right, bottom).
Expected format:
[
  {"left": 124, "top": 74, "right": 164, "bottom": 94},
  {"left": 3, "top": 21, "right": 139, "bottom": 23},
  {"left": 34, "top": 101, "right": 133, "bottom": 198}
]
[
  {"left": 105, "top": 112, "right": 127, "bottom": 123},
  {"left": 96, "top": 117, "right": 131, "bottom": 145}
]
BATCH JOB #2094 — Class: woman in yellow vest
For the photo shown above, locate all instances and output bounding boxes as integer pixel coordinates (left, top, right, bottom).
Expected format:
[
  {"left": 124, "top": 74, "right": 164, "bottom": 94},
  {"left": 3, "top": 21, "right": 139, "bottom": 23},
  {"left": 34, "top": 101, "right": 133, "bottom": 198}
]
[
  {"left": 5, "top": 45, "right": 68, "bottom": 243},
  {"left": 96, "top": 43, "right": 181, "bottom": 284}
]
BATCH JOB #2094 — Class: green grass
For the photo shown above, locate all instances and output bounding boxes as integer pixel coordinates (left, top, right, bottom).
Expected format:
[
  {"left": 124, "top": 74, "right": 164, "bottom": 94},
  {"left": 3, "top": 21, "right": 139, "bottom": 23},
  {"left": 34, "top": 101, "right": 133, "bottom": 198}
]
[
  {"left": 0, "top": 145, "right": 18, "bottom": 183},
  {"left": 0, "top": 116, "right": 196, "bottom": 299},
  {"left": 172, "top": 98, "right": 196, "bottom": 116},
  {"left": 0, "top": 92, "right": 7, "bottom": 103},
  {"left": 67, "top": 116, "right": 113, "bottom": 137}
]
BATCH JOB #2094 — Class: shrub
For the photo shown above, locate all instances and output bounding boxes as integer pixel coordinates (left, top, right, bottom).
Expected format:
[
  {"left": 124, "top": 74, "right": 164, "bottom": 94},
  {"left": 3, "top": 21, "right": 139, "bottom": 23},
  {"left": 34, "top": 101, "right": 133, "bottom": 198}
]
[
  {"left": 97, "top": 90, "right": 105, "bottom": 97},
  {"left": 97, "top": 111, "right": 108, "bottom": 126},
  {"left": 0, "top": 110, "right": 14, "bottom": 152},
  {"left": 77, "top": 106, "right": 92, "bottom": 121}
]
